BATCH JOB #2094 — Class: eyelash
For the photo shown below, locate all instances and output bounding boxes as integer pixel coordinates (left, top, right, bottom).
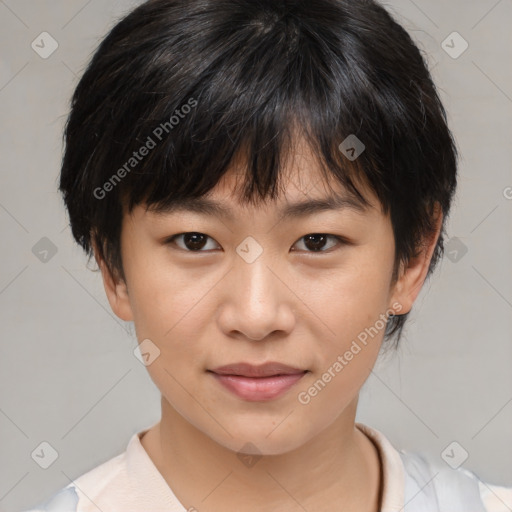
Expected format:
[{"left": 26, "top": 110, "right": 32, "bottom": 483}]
[{"left": 164, "top": 232, "right": 348, "bottom": 254}]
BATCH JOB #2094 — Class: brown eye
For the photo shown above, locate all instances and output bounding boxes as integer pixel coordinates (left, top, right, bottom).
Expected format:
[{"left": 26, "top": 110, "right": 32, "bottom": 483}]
[
  {"left": 165, "top": 232, "right": 345, "bottom": 254},
  {"left": 292, "top": 234, "right": 344, "bottom": 253},
  {"left": 167, "top": 232, "right": 220, "bottom": 252}
]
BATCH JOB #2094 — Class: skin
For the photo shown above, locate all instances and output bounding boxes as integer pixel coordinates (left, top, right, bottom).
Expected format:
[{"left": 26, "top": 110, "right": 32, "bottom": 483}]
[{"left": 94, "top": 141, "right": 442, "bottom": 512}]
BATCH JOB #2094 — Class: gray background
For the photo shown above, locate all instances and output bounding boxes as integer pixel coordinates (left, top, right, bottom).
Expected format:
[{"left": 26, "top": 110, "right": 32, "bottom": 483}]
[{"left": 0, "top": 0, "right": 511, "bottom": 511}]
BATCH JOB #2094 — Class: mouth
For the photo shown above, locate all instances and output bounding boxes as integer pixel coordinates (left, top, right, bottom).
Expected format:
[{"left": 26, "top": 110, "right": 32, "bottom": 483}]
[{"left": 208, "top": 362, "right": 309, "bottom": 401}]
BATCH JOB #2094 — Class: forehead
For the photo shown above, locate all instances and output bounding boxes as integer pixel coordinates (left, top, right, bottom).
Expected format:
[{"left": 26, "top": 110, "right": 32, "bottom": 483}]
[{"left": 144, "top": 140, "right": 381, "bottom": 221}]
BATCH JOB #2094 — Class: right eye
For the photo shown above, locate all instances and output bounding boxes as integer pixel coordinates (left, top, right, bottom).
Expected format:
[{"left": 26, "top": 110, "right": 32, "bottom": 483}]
[{"left": 164, "top": 232, "right": 221, "bottom": 252}]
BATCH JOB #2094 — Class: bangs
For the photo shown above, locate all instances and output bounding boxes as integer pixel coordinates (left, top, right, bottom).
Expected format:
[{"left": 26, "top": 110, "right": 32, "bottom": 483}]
[
  {"left": 111, "top": 23, "right": 378, "bottom": 215},
  {"left": 64, "top": 0, "right": 445, "bottom": 252}
]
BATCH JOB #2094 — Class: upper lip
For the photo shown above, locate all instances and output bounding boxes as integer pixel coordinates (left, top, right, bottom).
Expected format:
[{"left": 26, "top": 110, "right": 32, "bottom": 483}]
[{"left": 210, "top": 362, "right": 307, "bottom": 378}]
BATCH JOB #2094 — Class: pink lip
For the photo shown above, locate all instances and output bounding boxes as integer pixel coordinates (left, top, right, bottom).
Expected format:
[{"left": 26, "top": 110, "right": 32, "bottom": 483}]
[{"left": 209, "top": 362, "right": 307, "bottom": 401}]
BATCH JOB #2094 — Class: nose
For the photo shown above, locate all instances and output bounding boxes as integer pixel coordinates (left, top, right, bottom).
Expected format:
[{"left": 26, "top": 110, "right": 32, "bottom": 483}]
[{"left": 216, "top": 253, "right": 296, "bottom": 341}]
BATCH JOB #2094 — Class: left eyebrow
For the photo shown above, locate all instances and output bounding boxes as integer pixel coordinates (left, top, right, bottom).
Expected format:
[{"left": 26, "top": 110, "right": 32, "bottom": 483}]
[
  {"left": 148, "top": 193, "right": 370, "bottom": 222},
  {"left": 278, "top": 194, "right": 369, "bottom": 221}
]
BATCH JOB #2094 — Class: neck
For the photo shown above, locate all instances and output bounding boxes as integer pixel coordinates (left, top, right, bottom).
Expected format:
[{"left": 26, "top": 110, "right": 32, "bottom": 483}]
[{"left": 140, "top": 395, "right": 382, "bottom": 512}]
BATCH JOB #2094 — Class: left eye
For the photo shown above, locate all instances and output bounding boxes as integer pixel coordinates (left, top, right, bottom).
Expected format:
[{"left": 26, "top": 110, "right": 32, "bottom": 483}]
[
  {"left": 292, "top": 233, "right": 344, "bottom": 253},
  {"left": 165, "top": 232, "right": 344, "bottom": 253}
]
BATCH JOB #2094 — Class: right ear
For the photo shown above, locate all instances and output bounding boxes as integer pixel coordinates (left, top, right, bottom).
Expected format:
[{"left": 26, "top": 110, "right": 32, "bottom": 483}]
[{"left": 91, "top": 238, "right": 134, "bottom": 322}]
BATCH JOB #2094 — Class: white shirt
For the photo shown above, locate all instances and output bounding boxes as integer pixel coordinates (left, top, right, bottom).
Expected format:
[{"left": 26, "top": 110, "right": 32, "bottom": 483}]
[{"left": 25, "top": 422, "right": 512, "bottom": 512}]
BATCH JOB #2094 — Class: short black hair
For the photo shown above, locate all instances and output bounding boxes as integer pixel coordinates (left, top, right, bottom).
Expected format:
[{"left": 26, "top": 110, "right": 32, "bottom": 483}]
[{"left": 59, "top": 0, "right": 458, "bottom": 347}]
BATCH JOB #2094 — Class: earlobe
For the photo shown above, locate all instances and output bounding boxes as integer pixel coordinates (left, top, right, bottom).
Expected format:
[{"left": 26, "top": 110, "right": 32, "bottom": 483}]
[
  {"left": 389, "top": 207, "right": 443, "bottom": 315},
  {"left": 92, "top": 240, "right": 134, "bottom": 322}
]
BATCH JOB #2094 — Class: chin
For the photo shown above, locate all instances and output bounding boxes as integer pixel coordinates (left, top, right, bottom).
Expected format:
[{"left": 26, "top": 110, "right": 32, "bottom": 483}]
[{"left": 208, "top": 419, "right": 315, "bottom": 457}]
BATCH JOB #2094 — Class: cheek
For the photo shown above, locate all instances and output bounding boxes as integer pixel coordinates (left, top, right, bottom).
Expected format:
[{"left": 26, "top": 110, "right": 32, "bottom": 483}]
[
  {"left": 126, "top": 263, "right": 211, "bottom": 402},
  {"left": 298, "top": 248, "right": 394, "bottom": 403},
  {"left": 311, "top": 254, "right": 393, "bottom": 338},
  {"left": 294, "top": 260, "right": 391, "bottom": 416},
  {"left": 124, "top": 253, "right": 205, "bottom": 339}
]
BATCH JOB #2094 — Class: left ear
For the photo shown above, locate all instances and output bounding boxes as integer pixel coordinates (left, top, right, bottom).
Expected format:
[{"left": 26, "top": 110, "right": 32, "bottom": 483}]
[{"left": 389, "top": 204, "right": 443, "bottom": 315}]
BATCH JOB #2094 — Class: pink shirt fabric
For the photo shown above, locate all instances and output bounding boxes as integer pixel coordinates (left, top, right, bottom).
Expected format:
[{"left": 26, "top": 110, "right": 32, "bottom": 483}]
[{"left": 25, "top": 422, "right": 512, "bottom": 512}]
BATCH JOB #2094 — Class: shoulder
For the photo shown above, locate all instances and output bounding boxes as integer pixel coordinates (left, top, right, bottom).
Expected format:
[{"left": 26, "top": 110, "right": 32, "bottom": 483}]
[
  {"left": 400, "top": 450, "right": 512, "bottom": 512},
  {"left": 478, "top": 480, "right": 512, "bottom": 512},
  {"left": 21, "top": 485, "right": 80, "bottom": 512},
  {"left": 22, "top": 446, "right": 128, "bottom": 512}
]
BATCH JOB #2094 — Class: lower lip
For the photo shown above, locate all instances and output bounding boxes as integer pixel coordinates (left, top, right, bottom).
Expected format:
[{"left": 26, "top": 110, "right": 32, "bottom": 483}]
[{"left": 210, "top": 372, "right": 307, "bottom": 401}]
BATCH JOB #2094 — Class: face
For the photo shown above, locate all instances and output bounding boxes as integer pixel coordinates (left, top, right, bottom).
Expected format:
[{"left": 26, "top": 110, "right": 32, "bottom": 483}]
[{"left": 98, "top": 143, "right": 436, "bottom": 456}]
